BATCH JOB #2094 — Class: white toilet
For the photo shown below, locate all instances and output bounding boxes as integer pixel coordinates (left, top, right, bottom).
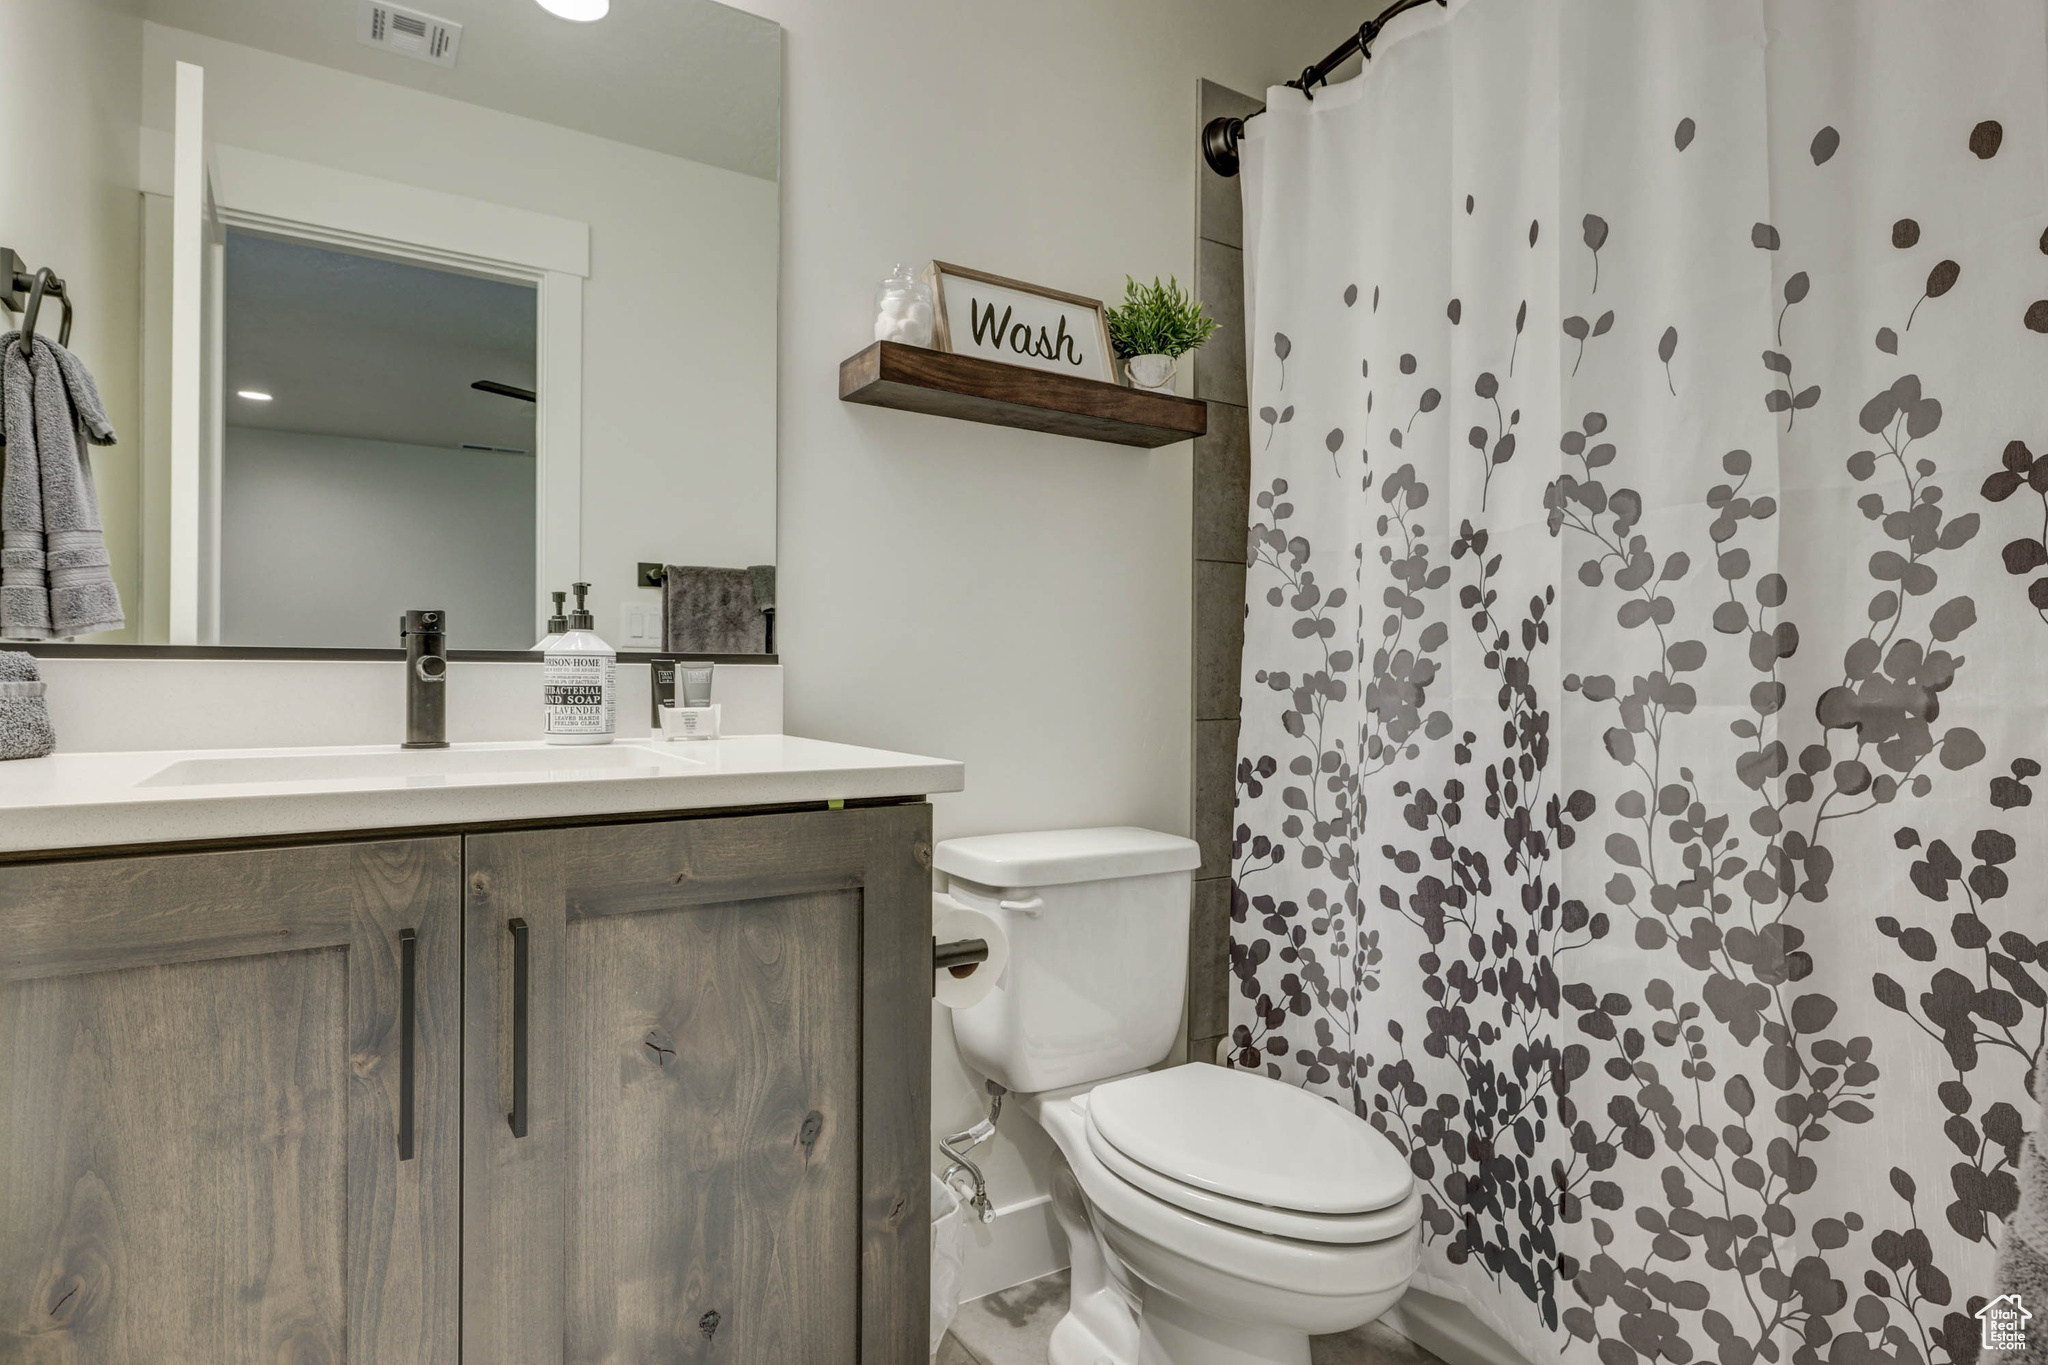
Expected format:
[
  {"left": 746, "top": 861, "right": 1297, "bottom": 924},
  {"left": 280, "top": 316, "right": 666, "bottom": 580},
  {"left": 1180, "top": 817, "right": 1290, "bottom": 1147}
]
[{"left": 938, "top": 827, "right": 1421, "bottom": 1365}]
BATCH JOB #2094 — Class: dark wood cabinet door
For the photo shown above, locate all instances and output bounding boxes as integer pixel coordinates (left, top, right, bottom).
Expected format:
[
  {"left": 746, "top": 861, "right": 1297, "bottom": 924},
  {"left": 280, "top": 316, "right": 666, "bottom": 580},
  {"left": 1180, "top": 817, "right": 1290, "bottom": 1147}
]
[
  {"left": 462, "top": 804, "right": 932, "bottom": 1365},
  {"left": 0, "top": 838, "right": 463, "bottom": 1365}
]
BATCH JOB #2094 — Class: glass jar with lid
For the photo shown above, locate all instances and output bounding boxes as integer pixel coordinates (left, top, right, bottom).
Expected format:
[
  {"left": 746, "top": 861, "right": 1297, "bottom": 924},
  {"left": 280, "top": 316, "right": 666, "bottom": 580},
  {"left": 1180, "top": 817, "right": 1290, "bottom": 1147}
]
[{"left": 874, "top": 264, "right": 935, "bottom": 347}]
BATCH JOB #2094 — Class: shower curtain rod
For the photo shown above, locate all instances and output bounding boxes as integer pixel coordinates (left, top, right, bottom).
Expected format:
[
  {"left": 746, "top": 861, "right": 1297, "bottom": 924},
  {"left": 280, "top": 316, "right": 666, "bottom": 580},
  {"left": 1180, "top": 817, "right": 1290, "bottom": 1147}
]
[{"left": 1200, "top": 0, "right": 1445, "bottom": 178}]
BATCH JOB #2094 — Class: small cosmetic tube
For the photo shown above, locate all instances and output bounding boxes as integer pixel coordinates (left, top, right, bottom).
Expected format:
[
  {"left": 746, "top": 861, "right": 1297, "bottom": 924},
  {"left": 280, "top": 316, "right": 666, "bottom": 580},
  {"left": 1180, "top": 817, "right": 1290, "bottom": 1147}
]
[
  {"left": 677, "top": 661, "right": 714, "bottom": 709},
  {"left": 650, "top": 657, "right": 679, "bottom": 727}
]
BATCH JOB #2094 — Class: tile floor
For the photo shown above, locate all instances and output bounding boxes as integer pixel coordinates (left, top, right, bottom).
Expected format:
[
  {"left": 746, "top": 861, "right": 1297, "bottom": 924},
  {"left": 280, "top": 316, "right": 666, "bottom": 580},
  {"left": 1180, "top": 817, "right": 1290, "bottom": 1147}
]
[{"left": 940, "top": 1271, "right": 1444, "bottom": 1365}]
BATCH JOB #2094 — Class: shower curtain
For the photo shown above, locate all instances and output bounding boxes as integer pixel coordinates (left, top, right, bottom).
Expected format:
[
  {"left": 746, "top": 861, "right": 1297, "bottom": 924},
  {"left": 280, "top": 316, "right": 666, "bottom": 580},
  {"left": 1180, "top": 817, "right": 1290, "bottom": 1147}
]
[{"left": 1230, "top": 3, "right": 2048, "bottom": 1362}]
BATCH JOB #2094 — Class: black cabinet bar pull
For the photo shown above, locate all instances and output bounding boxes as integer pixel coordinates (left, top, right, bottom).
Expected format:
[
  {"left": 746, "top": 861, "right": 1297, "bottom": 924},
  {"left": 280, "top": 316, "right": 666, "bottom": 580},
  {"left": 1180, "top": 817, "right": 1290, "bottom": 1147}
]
[
  {"left": 398, "top": 928, "right": 417, "bottom": 1161},
  {"left": 507, "top": 917, "right": 529, "bottom": 1138}
]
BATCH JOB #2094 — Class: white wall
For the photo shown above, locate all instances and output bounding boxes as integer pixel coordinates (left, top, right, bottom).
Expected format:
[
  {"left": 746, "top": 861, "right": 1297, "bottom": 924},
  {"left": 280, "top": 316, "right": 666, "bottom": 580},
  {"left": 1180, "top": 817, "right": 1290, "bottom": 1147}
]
[
  {"left": 219, "top": 428, "right": 535, "bottom": 650},
  {"left": 742, "top": 0, "right": 1356, "bottom": 1288},
  {"left": 3, "top": 0, "right": 144, "bottom": 641},
  {"left": 138, "top": 21, "right": 779, "bottom": 631}
]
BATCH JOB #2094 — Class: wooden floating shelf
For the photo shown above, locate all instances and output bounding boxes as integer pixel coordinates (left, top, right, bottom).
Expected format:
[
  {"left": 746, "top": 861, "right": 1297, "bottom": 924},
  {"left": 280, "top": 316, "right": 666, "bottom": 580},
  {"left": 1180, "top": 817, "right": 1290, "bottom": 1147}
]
[{"left": 839, "top": 341, "right": 1208, "bottom": 449}]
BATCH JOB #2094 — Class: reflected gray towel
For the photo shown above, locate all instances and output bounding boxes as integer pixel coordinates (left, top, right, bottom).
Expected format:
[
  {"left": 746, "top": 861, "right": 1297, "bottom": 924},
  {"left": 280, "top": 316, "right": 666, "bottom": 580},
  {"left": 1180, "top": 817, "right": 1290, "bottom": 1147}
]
[
  {"left": 0, "top": 650, "right": 54, "bottom": 759},
  {"left": 1988, "top": 1078, "right": 2048, "bottom": 1362},
  {"left": 0, "top": 332, "right": 121, "bottom": 639},
  {"left": 663, "top": 565, "right": 770, "bottom": 654}
]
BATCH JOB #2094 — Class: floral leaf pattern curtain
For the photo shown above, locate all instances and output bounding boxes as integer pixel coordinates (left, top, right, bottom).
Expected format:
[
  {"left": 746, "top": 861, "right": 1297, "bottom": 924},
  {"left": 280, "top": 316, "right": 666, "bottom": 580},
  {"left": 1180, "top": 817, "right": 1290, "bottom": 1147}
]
[{"left": 1232, "top": 3, "right": 2048, "bottom": 1362}]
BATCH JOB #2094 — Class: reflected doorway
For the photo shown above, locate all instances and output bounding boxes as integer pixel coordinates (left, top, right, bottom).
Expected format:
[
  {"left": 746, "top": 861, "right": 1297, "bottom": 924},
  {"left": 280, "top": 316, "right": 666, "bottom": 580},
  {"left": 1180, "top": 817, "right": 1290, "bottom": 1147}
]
[{"left": 216, "top": 232, "right": 538, "bottom": 649}]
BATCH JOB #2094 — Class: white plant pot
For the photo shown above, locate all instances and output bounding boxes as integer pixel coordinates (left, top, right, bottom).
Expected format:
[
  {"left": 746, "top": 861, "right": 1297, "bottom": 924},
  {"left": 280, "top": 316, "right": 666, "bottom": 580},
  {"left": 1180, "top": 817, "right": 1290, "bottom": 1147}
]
[{"left": 1125, "top": 354, "right": 1178, "bottom": 391}]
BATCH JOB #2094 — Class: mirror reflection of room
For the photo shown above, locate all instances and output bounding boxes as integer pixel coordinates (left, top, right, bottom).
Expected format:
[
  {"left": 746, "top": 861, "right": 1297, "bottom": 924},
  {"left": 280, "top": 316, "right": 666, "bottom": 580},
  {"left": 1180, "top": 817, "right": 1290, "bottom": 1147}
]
[{"left": 2, "top": 0, "right": 779, "bottom": 654}]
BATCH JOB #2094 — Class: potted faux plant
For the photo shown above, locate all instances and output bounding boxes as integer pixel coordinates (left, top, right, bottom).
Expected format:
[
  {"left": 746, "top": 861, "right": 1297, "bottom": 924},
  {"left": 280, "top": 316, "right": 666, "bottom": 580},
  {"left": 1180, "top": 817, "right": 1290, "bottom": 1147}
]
[{"left": 1105, "top": 275, "right": 1220, "bottom": 392}]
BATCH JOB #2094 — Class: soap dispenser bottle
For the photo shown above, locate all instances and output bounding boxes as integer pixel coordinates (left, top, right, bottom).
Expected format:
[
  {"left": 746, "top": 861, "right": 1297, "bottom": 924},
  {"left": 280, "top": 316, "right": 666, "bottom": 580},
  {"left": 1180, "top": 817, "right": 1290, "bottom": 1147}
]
[
  {"left": 543, "top": 582, "right": 616, "bottom": 744},
  {"left": 533, "top": 590, "right": 569, "bottom": 653}
]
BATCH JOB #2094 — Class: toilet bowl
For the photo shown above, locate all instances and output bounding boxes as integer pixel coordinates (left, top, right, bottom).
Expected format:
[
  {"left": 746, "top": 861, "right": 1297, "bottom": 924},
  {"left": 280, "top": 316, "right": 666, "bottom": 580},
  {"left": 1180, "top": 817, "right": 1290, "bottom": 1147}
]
[
  {"left": 935, "top": 828, "right": 1421, "bottom": 1365},
  {"left": 1023, "top": 1070, "right": 1420, "bottom": 1365}
]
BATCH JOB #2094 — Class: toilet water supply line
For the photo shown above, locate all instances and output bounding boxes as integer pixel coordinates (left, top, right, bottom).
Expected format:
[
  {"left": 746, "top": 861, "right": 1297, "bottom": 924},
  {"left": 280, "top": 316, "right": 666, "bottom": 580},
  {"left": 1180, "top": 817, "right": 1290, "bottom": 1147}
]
[{"left": 940, "top": 1079, "right": 1007, "bottom": 1224}]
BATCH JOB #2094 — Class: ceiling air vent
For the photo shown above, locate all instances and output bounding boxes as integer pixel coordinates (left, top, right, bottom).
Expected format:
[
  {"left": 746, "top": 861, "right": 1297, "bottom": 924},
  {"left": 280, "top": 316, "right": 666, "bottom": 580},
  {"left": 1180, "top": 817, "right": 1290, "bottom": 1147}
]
[{"left": 357, "top": 2, "right": 462, "bottom": 69}]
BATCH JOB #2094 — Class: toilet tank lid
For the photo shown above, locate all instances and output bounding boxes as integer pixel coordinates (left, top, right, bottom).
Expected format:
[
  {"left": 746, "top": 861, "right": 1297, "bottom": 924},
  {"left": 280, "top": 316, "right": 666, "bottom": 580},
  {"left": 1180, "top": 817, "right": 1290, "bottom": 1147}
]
[{"left": 934, "top": 827, "right": 1201, "bottom": 888}]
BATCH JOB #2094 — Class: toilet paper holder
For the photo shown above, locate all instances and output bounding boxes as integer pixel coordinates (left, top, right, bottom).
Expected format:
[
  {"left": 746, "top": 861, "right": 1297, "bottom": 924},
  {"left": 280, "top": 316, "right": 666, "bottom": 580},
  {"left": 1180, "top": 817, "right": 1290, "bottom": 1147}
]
[{"left": 933, "top": 936, "right": 990, "bottom": 985}]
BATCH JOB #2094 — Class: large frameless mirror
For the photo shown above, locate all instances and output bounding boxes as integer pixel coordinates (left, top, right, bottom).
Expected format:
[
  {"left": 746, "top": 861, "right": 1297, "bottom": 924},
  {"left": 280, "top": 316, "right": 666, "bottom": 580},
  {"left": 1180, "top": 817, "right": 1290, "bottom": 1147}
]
[{"left": 7, "top": 0, "right": 781, "bottom": 654}]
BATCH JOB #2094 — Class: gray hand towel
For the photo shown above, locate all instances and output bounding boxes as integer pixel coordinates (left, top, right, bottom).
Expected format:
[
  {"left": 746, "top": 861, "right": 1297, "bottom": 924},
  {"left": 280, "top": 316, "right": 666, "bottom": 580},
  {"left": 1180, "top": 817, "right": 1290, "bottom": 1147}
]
[
  {"left": 663, "top": 565, "right": 770, "bottom": 654},
  {"left": 0, "top": 337, "right": 47, "bottom": 637},
  {"left": 1, "top": 332, "right": 122, "bottom": 640},
  {"left": 0, "top": 649, "right": 54, "bottom": 759}
]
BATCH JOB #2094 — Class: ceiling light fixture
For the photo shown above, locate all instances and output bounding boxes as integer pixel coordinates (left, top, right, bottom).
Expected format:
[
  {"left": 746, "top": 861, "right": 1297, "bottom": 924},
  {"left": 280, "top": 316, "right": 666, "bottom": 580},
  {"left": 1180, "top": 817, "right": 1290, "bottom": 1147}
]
[
  {"left": 535, "top": 0, "right": 608, "bottom": 21},
  {"left": 237, "top": 390, "right": 274, "bottom": 402}
]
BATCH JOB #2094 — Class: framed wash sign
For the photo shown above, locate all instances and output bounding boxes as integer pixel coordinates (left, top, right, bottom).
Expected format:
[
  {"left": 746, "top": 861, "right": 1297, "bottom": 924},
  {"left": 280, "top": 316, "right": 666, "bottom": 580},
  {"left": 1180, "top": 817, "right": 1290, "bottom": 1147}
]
[{"left": 926, "top": 262, "right": 1117, "bottom": 383}]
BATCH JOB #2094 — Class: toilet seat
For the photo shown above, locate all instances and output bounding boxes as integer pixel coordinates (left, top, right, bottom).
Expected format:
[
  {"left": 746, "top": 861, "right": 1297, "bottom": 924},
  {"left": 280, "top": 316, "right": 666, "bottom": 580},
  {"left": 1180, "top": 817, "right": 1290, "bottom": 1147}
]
[
  {"left": 1030, "top": 1090, "right": 1421, "bottom": 1305},
  {"left": 1084, "top": 1114, "right": 1419, "bottom": 1243},
  {"left": 1083, "top": 1066, "right": 1413, "bottom": 1236}
]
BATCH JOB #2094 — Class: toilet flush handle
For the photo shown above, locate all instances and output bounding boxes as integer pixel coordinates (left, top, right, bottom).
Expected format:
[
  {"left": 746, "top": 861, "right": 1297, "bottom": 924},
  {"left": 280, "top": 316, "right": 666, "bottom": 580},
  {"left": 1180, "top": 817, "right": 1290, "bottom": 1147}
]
[{"left": 998, "top": 894, "right": 1045, "bottom": 916}]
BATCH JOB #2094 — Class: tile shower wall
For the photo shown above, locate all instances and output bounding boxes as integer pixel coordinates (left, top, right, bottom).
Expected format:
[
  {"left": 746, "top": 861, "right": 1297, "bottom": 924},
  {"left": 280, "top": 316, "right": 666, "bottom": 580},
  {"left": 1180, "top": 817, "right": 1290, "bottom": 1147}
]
[{"left": 1188, "top": 78, "right": 1262, "bottom": 1067}]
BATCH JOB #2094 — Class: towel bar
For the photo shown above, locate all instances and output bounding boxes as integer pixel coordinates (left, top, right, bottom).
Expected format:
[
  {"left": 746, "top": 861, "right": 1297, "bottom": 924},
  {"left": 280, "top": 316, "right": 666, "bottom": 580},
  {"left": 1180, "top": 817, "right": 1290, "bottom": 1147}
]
[{"left": 1, "top": 248, "right": 74, "bottom": 348}]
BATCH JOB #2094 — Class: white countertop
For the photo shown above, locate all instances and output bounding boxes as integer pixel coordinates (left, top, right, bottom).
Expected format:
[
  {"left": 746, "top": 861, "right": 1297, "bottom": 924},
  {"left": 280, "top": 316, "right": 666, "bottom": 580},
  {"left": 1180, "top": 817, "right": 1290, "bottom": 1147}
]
[{"left": 0, "top": 735, "right": 964, "bottom": 855}]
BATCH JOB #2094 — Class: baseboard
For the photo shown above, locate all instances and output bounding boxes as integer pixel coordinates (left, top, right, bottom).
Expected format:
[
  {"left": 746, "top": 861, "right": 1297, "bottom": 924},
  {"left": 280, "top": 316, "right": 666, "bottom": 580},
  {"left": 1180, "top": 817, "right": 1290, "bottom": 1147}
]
[
  {"left": 1383, "top": 1287, "right": 1532, "bottom": 1365},
  {"left": 959, "top": 1193, "right": 1068, "bottom": 1303}
]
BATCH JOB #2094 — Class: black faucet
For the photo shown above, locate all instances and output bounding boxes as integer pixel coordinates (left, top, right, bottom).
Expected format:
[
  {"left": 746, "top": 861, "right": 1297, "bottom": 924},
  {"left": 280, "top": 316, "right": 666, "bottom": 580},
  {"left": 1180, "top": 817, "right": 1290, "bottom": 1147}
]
[{"left": 401, "top": 609, "right": 449, "bottom": 749}]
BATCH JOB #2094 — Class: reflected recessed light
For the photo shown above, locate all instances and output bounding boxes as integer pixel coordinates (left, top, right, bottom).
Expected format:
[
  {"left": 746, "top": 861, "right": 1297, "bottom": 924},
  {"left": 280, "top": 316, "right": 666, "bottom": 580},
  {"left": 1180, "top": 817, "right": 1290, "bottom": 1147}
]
[
  {"left": 237, "top": 390, "right": 274, "bottom": 402},
  {"left": 536, "top": 0, "right": 608, "bottom": 19}
]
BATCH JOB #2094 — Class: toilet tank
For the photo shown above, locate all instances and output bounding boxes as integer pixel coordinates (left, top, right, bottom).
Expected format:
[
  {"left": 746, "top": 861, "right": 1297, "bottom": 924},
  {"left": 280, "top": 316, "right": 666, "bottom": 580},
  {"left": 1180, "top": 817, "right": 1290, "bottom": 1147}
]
[{"left": 939, "top": 827, "right": 1201, "bottom": 1094}]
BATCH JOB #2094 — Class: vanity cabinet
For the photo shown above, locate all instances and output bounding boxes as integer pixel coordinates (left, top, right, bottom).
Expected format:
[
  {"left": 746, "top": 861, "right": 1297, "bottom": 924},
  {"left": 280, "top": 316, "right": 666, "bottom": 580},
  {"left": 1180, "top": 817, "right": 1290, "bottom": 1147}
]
[
  {"left": 0, "top": 802, "right": 932, "bottom": 1365},
  {"left": 0, "top": 838, "right": 465, "bottom": 1365},
  {"left": 461, "top": 804, "right": 933, "bottom": 1365}
]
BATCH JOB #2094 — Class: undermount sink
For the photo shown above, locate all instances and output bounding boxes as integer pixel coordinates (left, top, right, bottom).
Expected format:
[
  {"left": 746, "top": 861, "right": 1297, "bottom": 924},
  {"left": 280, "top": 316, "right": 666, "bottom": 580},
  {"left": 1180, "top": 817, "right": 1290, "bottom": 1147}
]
[{"left": 138, "top": 743, "right": 704, "bottom": 790}]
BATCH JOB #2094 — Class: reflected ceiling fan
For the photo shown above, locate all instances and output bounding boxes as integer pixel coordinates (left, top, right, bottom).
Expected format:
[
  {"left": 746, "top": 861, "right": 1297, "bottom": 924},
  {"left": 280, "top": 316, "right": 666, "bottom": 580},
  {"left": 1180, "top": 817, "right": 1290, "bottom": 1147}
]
[{"left": 471, "top": 379, "right": 535, "bottom": 402}]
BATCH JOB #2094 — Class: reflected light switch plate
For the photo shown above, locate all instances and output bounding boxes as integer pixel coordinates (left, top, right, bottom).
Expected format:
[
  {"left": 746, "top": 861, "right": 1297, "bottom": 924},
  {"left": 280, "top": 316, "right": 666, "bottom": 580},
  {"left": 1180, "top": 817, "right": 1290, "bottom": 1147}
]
[{"left": 620, "top": 602, "right": 661, "bottom": 648}]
